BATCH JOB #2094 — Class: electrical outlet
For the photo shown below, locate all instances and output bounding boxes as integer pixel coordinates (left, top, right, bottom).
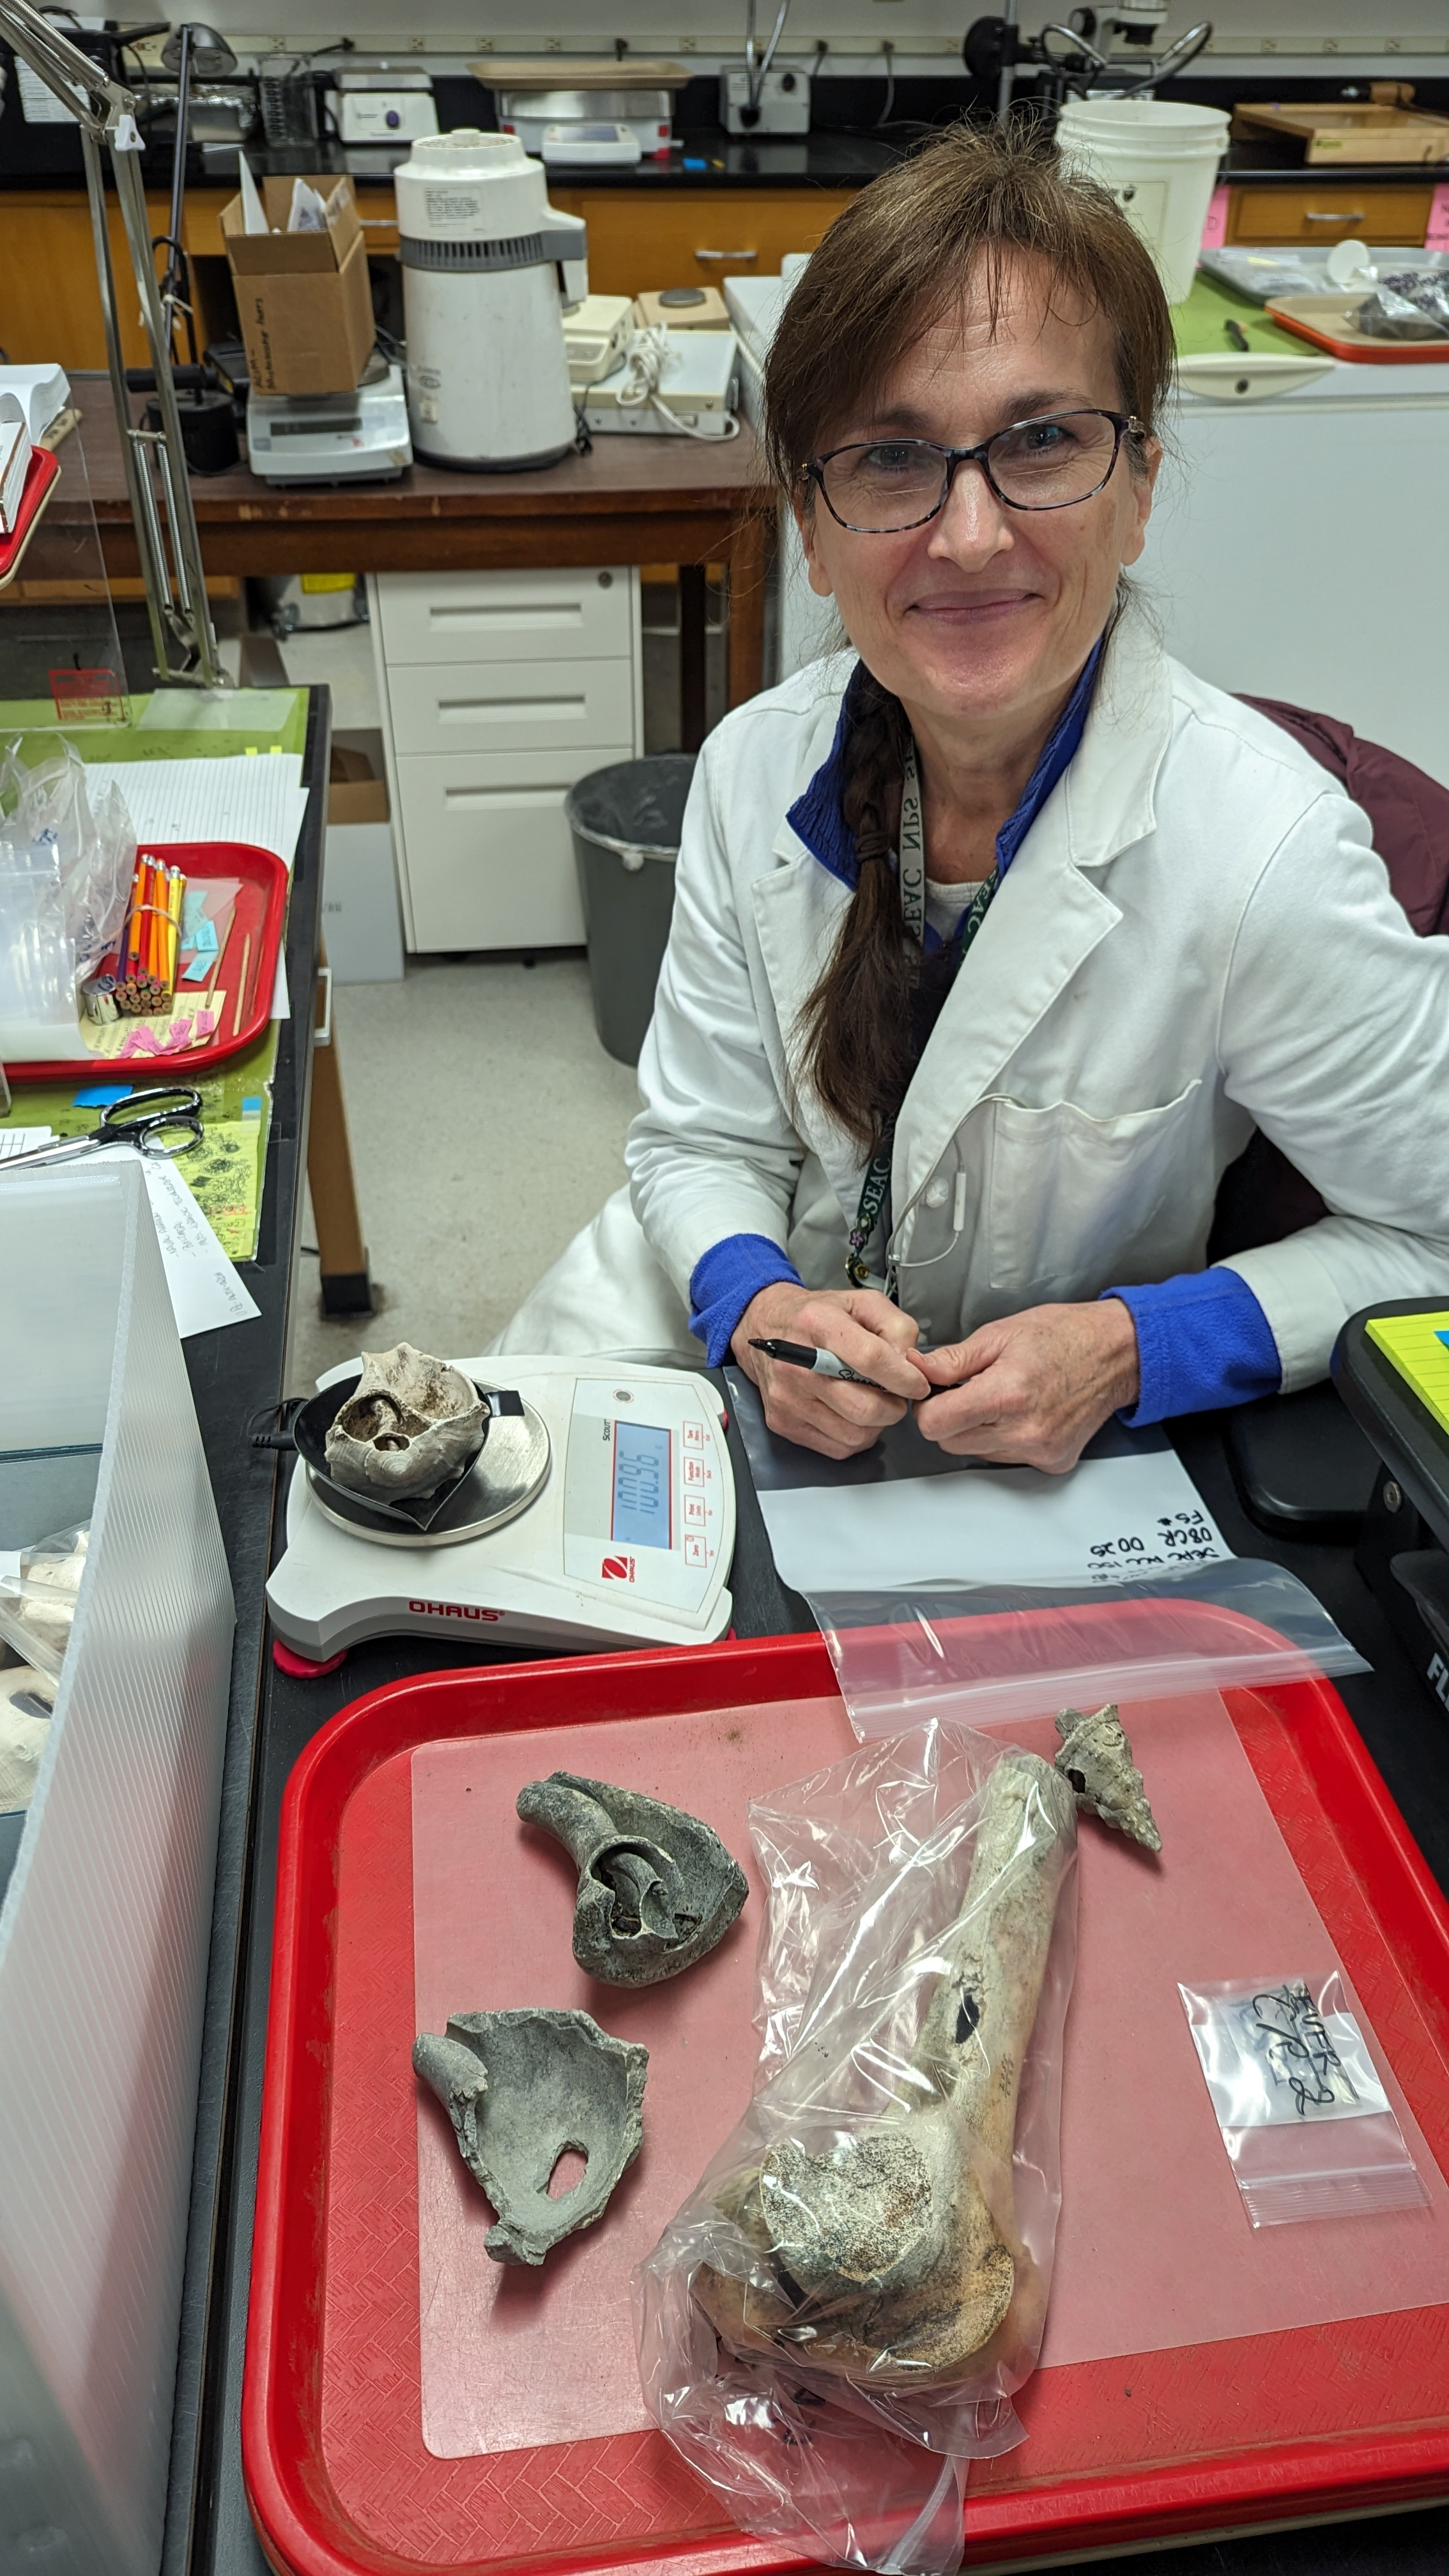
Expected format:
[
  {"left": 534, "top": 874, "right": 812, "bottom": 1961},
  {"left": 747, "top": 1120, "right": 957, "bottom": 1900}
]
[
  {"left": 679, "top": 35, "right": 696, "bottom": 49},
  {"left": 475, "top": 34, "right": 493, "bottom": 47}
]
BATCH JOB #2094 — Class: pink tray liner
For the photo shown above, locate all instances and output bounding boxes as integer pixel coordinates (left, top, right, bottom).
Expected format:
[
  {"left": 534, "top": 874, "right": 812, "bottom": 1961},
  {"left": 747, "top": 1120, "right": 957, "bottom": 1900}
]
[{"left": 410, "top": 1687, "right": 1449, "bottom": 2464}]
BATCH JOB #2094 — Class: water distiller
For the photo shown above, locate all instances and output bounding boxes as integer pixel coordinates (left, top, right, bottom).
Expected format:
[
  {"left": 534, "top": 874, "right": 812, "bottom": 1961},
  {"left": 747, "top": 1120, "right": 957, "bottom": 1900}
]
[{"left": 395, "top": 130, "right": 587, "bottom": 470}]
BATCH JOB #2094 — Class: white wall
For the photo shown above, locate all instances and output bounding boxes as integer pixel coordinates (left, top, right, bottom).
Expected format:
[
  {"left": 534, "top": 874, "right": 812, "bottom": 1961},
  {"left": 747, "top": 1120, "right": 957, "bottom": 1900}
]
[{"left": 208, "top": 0, "right": 1449, "bottom": 70}]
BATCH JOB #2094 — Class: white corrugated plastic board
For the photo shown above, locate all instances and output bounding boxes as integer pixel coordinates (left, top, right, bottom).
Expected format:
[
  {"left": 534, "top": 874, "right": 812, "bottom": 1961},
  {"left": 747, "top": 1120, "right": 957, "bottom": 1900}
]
[{"left": 0, "top": 1160, "right": 233, "bottom": 2576}]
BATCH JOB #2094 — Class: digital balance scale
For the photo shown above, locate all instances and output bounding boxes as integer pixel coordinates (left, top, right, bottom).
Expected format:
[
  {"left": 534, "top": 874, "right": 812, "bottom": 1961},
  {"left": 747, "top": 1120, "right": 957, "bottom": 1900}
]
[
  {"left": 246, "top": 362, "right": 413, "bottom": 484},
  {"left": 264, "top": 1356, "right": 735, "bottom": 1664}
]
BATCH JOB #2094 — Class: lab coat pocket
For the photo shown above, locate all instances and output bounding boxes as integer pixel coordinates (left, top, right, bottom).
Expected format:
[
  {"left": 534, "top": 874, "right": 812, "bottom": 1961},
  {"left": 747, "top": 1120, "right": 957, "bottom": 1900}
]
[{"left": 985, "top": 1079, "right": 1207, "bottom": 1305}]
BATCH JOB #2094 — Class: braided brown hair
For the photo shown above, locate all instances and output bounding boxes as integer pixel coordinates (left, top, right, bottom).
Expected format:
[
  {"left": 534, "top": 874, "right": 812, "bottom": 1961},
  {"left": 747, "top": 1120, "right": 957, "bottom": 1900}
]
[{"left": 765, "top": 121, "right": 1175, "bottom": 1151}]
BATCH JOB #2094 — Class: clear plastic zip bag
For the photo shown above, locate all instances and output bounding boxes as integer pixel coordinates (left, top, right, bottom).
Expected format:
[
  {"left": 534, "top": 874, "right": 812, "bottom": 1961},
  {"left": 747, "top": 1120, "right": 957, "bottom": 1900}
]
[
  {"left": 0, "top": 1521, "right": 89, "bottom": 1682},
  {"left": 1179, "top": 1971, "right": 1429, "bottom": 2227},
  {"left": 635, "top": 1721, "right": 1080, "bottom": 2575}
]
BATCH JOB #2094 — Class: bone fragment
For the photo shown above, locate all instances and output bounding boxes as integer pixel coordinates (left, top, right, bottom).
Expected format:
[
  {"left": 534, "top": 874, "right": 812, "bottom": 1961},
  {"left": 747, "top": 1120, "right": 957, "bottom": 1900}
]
[
  {"left": 518, "top": 1771, "right": 748, "bottom": 1985},
  {"left": 1054, "top": 1703, "right": 1162, "bottom": 1852},
  {"left": 325, "top": 1342, "right": 487, "bottom": 1499},
  {"left": 413, "top": 2006, "right": 647, "bottom": 2265},
  {"left": 694, "top": 1750, "right": 1077, "bottom": 2388}
]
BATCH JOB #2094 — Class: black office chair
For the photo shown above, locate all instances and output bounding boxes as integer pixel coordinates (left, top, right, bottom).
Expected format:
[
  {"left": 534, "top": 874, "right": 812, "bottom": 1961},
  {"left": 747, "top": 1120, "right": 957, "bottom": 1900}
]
[{"left": 1208, "top": 700, "right": 1449, "bottom": 1543}]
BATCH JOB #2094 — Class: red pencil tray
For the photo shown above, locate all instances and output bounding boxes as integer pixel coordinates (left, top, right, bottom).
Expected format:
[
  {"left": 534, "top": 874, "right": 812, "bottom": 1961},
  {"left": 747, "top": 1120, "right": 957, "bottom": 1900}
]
[
  {"left": 0, "top": 445, "right": 61, "bottom": 587},
  {"left": 4, "top": 838, "right": 288, "bottom": 1084},
  {"left": 244, "top": 1612, "right": 1449, "bottom": 2576}
]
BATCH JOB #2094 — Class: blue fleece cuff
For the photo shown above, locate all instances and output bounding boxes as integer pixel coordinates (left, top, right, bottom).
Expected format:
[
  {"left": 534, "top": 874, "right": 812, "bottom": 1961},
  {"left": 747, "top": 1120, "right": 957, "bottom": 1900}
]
[
  {"left": 689, "top": 1233, "right": 803, "bottom": 1368},
  {"left": 1105, "top": 1268, "right": 1282, "bottom": 1426}
]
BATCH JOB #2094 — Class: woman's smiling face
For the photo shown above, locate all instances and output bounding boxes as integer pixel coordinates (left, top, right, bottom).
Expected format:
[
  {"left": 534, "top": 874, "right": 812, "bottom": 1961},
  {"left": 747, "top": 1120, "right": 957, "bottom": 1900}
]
[{"left": 797, "top": 250, "right": 1160, "bottom": 735}]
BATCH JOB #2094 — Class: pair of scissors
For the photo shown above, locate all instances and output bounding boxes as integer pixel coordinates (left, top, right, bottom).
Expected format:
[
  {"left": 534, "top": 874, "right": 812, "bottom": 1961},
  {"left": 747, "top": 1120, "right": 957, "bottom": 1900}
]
[{"left": 0, "top": 1086, "right": 204, "bottom": 1172}]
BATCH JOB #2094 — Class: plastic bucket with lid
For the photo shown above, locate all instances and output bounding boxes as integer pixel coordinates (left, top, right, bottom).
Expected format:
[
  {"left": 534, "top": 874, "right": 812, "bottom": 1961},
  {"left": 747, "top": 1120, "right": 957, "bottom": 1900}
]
[{"left": 1056, "top": 98, "right": 1229, "bottom": 305}]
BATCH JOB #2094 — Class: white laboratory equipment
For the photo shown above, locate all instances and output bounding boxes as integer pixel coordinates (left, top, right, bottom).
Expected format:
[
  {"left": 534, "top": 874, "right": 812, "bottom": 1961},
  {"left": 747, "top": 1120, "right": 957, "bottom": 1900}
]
[
  {"left": 394, "top": 129, "right": 587, "bottom": 470},
  {"left": 247, "top": 361, "right": 413, "bottom": 482},
  {"left": 266, "top": 1357, "right": 736, "bottom": 1661}
]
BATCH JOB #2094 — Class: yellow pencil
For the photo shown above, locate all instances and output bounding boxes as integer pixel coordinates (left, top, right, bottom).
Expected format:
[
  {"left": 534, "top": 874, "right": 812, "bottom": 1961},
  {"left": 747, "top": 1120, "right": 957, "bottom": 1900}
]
[{"left": 233, "top": 930, "right": 251, "bottom": 1036}]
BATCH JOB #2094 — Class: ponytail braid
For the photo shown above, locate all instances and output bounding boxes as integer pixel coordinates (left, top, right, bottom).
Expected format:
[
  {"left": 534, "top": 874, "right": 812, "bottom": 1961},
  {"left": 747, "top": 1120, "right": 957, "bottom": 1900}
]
[{"left": 797, "top": 670, "right": 919, "bottom": 1153}]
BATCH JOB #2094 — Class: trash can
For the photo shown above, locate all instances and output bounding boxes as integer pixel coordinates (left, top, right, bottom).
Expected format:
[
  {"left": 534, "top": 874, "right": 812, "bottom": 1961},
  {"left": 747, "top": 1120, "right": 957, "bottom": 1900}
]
[{"left": 567, "top": 753, "right": 696, "bottom": 1065}]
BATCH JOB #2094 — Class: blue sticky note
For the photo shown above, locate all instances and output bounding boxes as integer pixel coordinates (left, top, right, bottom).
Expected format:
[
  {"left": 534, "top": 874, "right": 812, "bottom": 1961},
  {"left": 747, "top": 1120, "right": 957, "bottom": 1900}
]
[{"left": 73, "top": 1083, "right": 133, "bottom": 1107}]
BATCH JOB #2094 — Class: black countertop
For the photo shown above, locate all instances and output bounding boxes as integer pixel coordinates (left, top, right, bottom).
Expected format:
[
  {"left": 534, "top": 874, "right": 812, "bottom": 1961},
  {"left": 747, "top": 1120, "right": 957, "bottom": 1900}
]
[
  {"left": 160, "top": 682, "right": 328, "bottom": 2576},
  {"left": 166, "top": 1117, "right": 1449, "bottom": 2576}
]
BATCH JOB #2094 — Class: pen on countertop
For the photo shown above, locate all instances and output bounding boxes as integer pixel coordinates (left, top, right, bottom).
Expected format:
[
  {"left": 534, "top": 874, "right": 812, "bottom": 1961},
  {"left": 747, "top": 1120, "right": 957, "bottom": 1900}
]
[{"left": 749, "top": 1336, "right": 896, "bottom": 1392}]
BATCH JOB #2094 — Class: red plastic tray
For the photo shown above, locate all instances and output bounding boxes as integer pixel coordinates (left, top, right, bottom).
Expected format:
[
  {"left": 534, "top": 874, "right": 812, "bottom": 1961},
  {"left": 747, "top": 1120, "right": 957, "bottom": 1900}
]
[
  {"left": 0, "top": 444, "right": 61, "bottom": 588},
  {"left": 244, "top": 1618, "right": 1449, "bottom": 2576},
  {"left": 1266, "top": 302, "right": 1449, "bottom": 364},
  {"left": 4, "top": 838, "right": 288, "bottom": 1084}
]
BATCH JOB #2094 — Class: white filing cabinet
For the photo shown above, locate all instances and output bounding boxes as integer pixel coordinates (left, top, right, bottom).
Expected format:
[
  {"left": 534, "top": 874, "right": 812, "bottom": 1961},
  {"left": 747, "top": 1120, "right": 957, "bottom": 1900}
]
[{"left": 371, "top": 567, "right": 644, "bottom": 951}]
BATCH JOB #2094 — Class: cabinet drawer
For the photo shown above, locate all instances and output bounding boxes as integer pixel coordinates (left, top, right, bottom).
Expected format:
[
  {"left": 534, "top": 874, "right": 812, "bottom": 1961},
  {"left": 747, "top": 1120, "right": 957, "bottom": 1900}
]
[
  {"left": 395, "top": 751, "right": 634, "bottom": 951},
  {"left": 386, "top": 657, "right": 636, "bottom": 758},
  {"left": 376, "top": 567, "right": 635, "bottom": 666},
  {"left": 1226, "top": 181, "right": 1432, "bottom": 245},
  {"left": 574, "top": 186, "right": 854, "bottom": 297}
]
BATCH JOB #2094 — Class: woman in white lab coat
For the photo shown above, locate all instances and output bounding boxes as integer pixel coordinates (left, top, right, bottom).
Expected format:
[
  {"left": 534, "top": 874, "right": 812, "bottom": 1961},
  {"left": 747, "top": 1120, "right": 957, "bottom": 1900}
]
[{"left": 496, "top": 124, "right": 1449, "bottom": 1464}]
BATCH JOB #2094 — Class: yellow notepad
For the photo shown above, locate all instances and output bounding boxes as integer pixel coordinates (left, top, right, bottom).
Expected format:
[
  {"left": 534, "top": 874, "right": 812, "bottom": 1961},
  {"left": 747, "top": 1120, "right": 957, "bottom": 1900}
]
[{"left": 1366, "top": 1311, "right": 1449, "bottom": 1436}]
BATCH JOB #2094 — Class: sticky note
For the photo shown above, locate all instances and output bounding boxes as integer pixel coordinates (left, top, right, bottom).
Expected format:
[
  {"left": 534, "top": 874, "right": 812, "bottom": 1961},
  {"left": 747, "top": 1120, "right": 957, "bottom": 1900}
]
[
  {"left": 1365, "top": 1309, "right": 1449, "bottom": 1436},
  {"left": 1428, "top": 183, "right": 1449, "bottom": 256}
]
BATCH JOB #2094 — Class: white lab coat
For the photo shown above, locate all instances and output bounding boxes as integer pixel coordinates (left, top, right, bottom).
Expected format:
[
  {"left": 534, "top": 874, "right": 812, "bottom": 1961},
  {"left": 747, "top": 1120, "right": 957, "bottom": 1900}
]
[{"left": 494, "top": 611, "right": 1449, "bottom": 1386}]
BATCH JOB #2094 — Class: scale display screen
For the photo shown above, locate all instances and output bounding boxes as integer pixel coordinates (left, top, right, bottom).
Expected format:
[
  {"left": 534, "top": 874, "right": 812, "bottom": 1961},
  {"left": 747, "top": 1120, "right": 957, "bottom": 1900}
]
[{"left": 611, "top": 1420, "right": 671, "bottom": 1549}]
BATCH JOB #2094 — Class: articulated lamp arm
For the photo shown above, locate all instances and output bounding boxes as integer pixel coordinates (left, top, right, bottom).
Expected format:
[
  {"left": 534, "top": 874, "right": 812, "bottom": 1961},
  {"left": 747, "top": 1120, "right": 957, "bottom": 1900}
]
[{"left": 0, "top": 0, "right": 224, "bottom": 685}]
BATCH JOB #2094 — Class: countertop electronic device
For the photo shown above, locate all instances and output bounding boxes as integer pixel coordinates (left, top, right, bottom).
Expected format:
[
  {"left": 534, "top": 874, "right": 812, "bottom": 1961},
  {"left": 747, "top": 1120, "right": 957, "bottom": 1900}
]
[
  {"left": 265, "top": 1356, "right": 735, "bottom": 1660},
  {"left": 327, "top": 65, "right": 438, "bottom": 147},
  {"left": 564, "top": 293, "right": 634, "bottom": 386},
  {"left": 1334, "top": 1300, "right": 1449, "bottom": 1714},
  {"left": 583, "top": 327, "right": 739, "bottom": 437},
  {"left": 246, "top": 363, "right": 412, "bottom": 481}
]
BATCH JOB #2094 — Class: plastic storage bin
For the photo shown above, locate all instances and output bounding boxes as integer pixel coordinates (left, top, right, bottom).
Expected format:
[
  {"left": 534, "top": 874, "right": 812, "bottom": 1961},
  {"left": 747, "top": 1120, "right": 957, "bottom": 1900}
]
[
  {"left": 0, "top": 1161, "right": 233, "bottom": 2576},
  {"left": 567, "top": 753, "right": 694, "bottom": 1064}
]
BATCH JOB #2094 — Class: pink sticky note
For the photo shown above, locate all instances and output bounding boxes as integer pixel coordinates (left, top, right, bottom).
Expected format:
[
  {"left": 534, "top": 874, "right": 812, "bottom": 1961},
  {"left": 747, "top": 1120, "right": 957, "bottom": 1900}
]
[
  {"left": 1200, "top": 182, "right": 1230, "bottom": 252},
  {"left": 1428, "top": 182, "right": 1449, "bottom": 253},
  {"left": 194, "top": 1009, "right": 217, "bottom": 1039}
]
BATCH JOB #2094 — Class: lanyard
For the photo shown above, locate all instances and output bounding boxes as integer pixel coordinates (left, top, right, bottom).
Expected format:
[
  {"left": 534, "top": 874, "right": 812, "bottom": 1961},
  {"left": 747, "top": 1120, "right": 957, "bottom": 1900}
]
[{"left": 845, "top": 740, "right": 1002, "bottom": 1289}]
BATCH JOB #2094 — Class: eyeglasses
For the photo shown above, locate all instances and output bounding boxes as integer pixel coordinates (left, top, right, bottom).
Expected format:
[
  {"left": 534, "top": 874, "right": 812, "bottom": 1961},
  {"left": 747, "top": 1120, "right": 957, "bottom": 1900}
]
[{"left": 805, "top": 410, "right": 1144, "bottom": 533}]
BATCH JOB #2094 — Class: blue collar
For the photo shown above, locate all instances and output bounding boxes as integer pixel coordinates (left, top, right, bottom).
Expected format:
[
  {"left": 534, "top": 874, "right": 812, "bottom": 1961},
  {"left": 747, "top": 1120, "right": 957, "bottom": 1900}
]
[{"left": 785, "top": 635, "right": 1103, "bottom": 952}]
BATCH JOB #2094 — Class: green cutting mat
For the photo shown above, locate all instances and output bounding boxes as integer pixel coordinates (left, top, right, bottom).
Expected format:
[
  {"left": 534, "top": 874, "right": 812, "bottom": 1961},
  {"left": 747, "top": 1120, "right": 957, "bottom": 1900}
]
[
  {"left": 0, "top": 688, "right": 309, "bottom": 1258},
  {"left": 1172, "top": 273, "right": 1310, "bottom": 360},
  {"left": 1, "top": 1023, "right": 281, "bottom": 1261},
  {"left": 0, "top": 684, "right": 308, "bottom": 765}
]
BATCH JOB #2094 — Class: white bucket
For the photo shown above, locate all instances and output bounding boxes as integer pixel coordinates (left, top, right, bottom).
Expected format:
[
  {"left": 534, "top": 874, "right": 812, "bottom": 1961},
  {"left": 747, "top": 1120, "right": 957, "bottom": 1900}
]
[{"left": 1057, "top": 97, "right": 1229, "bottom": 305}]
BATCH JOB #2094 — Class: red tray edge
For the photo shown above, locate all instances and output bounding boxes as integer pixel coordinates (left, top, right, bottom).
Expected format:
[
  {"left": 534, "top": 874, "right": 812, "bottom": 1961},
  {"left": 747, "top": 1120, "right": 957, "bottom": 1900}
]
[
  {"left": 243, "top": 1627, "right": 1449, "bottom": 2576},
  {"left": 3, "top": 838, "right": 289, "bottom": 1084}
]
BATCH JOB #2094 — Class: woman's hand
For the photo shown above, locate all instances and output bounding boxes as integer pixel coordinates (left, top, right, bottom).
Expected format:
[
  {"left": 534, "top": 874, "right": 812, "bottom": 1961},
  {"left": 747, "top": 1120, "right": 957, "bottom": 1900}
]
[
  {"left": 912, "top": 1298, "right": 1140, "bottom": 1472},
  {"left": 732, "top": 1281, "right": 931, "bottom": 1460}
]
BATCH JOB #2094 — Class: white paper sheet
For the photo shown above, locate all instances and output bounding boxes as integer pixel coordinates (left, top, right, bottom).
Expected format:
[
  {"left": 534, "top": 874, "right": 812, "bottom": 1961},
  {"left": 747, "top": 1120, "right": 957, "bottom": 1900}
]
[
  {"left": 84, "top": 755, "right": 307, "bottom": 871},
  {"left": 80, "top": 1147, "right": 261, "bottom": 1338},
  {"left": 753, "top": 1448, "right": 1231, "bottom": 1595},
  {"left": 0, "top": 1129, "right": 54, "bottom": 1161}
]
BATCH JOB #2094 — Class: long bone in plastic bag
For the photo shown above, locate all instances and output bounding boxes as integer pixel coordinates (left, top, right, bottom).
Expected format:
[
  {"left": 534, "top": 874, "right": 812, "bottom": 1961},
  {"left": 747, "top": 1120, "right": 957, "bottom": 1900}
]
[
  {"left": 636, "top": 1717, "right": 1160, "bottom": 2572},
  {"left": 698, "top": 1748, "right": 1077, "bottom": 2384}
]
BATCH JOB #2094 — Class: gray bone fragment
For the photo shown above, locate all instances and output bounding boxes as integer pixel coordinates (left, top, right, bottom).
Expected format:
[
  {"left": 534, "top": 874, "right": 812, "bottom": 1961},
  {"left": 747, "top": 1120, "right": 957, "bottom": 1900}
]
[
  {"left": 1054, "top": 1703, "right": 1162, "bottom": 1852},
  {"left": 516, "top": 1771, "right": 748, "bottom": 1986},
  {"left": 411, "top": 2007, "right": 647, "bottom": 2265}
]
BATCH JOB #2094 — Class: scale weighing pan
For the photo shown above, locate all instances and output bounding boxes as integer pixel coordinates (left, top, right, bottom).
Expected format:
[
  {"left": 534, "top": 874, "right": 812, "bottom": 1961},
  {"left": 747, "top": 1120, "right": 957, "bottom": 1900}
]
[{"left": 293, "top": 1372, "right": 550, "bottom": 1547}]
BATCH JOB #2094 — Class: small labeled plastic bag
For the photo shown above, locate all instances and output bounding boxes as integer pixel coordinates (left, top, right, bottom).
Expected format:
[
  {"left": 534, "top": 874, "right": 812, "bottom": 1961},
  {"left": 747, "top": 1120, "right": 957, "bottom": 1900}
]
[
  {"left": 1179, "top": 1972, "right": 1428, "bottom": 2227},
  {"left": 636, "top": 1721, "right": 1079, "bottom": 2575}
]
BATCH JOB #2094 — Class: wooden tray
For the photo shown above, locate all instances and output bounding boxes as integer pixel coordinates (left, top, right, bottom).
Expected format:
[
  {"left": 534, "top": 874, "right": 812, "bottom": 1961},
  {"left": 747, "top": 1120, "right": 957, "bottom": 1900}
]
[
  {"left": 243, "top": 1616, "right": 1449, "bottom": 2576},
  {"left": 1232, "top": 102, "right": 1449, "bottom": 165}
]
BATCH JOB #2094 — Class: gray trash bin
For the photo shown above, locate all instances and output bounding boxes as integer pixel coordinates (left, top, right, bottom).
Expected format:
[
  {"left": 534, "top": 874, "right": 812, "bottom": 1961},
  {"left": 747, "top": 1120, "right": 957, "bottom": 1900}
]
[{"left": 567, "top": 753, "right": 696, "bottom": 1065}]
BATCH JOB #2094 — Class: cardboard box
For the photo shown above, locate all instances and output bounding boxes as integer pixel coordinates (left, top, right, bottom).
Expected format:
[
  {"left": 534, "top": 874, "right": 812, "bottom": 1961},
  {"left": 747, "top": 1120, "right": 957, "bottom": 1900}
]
[{"left": 222, "top": 175, "right": 374, "bottom": 396}]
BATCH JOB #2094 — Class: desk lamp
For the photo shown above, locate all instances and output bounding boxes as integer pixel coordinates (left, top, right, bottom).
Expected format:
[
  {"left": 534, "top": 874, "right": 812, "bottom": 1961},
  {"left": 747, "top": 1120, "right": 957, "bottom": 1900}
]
[
  {"left": 0, "top": 0, "right": 224, "bottom": 682},
  {"left": 141, "top": 20, "right": 243, "bottom": 473}
]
